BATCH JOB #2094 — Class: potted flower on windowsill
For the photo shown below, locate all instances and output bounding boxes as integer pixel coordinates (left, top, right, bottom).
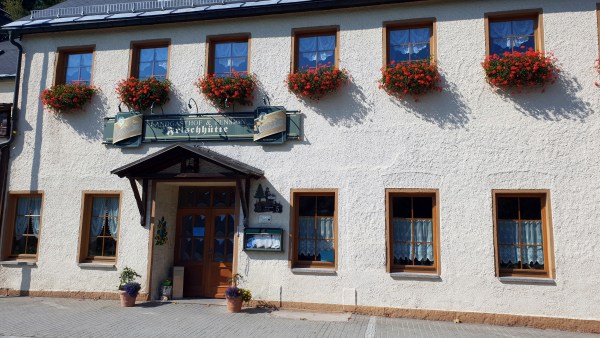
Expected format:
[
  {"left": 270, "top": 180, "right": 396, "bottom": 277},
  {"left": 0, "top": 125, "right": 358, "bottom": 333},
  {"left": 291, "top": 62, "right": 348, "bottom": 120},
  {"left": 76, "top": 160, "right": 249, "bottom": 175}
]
[
  {"left": 118, "top": 266, "right": 141, "bottom": 307},
  {"left": 482, "top": 47, "right": 559, "bottom": 93},
  {"left": 116, "top": 77, "right": 172, "bottom": 112},
  {"left": 195, "top": 71, "right": 256, "bottom": 111},
  {"left": 286, "top": 64, "right": 349, "bottom": 101},
  {"left": 379, "top": 59, "right": 441, "bottom": 100},
  {"left": 41, "top": 82, "right": 98, "bottom": 114}
]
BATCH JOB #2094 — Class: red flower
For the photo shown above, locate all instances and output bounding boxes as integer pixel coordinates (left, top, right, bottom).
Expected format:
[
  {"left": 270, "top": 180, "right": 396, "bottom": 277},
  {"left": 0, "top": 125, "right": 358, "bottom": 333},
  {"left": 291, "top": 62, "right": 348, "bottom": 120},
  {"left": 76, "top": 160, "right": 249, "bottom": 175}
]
[
  {"left": 378, "top": 59, "right": 442, "bottom": 100},
  {"left": 482, "top": 49, "right": 559, "bottom": 93},
  {"left": 115, "top": 77, "right": 172, "bottom": 112},
  {"left": 41, "top": 83, "right": 98, "bottom": 114},
  {"left": 195, "top": 71, "right": 256, "bottom": 111},
  {"left": 286, "top": 66, "right": 349, "bottom": 101}
]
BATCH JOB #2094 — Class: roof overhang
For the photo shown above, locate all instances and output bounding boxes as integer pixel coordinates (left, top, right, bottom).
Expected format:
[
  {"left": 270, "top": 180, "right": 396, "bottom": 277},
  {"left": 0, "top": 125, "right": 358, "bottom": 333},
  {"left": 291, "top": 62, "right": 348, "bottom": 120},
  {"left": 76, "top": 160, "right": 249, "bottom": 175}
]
[
  {"left": 3, "top": 0, "right": 426, "bottom": 35},
  {"left": 111, "top": 143, "right": 264, "bottom": 180}
]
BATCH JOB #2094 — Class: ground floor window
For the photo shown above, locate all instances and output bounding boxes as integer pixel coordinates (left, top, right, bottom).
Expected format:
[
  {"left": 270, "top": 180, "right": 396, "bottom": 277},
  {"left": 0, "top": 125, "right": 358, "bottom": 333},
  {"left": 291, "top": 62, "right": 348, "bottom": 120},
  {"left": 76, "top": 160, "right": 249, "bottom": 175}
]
[
  {"left": 2, "top": 193, "right": 43, "bottom": 260},
  {"left": 291, "top": 190, "right": 337, "bottom": 268},
  {"left": 79, "top": 193, "right": 121, "bottom": 262},
  {"left": 493, "top": 190, "right": 552, "bottom": 277},
  {"left": 386, "top": 190, "right": 439, "bottom": 274}
]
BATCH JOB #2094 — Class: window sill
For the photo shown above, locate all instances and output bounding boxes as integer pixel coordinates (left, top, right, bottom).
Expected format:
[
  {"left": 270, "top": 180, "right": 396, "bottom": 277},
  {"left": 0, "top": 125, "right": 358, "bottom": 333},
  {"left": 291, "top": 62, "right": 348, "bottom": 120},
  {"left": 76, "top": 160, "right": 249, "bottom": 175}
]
[
  {"left": 390, "top": 272, "right": 441, "bottom": 281},
  {"left": 0, "top": 260, "right": 36, "bottom": 266},
  {"left": 498, "top": 276, "right": 555, "bottom": 285},
  {"left": 291, "top": 268, "right": 337, "bottom": 275},
  {"left": 78, "top": 262, "right": 116, "bottom": 269}
]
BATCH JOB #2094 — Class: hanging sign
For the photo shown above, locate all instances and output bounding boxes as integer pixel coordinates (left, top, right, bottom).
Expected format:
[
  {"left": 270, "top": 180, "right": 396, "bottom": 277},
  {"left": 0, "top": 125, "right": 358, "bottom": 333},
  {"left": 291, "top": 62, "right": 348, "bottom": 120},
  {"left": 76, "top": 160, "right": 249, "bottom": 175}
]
[
  {"left": 112, "top": 112, "right": 143, "bottom": 147},
  {"left": 254, "top": 109, "right": 287, "bottom": 141},
  {"left": 103, "top": 107, "right": 302, "bottom": 147}
]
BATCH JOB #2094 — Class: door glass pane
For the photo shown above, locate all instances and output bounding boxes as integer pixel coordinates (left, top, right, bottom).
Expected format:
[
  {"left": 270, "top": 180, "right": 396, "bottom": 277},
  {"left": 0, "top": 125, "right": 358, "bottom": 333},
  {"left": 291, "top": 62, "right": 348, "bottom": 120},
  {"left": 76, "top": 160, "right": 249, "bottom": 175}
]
[
  {"left": 183, "top": 215, "right": 193, "bottom": 236},
  {"left": 193, "top": 215, "right": 205, "bottom": 237},
  {"left": 193, "top": 238, "right": 204, "bottom": 261},
  {"left": 214, "top": 214, "right": 227, "bottom": 237},
  {"left": 213, "top": 239, "right": 225, "bottom": 262},
  {"left": 213, "top": 189, "right": 234, "bottom": 208},
  {"left": 225, "top": 239, "right": 234, "bottom": 262},
  {"left": 226, "top": 214, "right": 235, "bottom": 238},
  {"left": 196, "top": 189, "right": 211, "bottom": 207},
  {"left": 180, "top": 238, "right": 192, "bottom": 262}
]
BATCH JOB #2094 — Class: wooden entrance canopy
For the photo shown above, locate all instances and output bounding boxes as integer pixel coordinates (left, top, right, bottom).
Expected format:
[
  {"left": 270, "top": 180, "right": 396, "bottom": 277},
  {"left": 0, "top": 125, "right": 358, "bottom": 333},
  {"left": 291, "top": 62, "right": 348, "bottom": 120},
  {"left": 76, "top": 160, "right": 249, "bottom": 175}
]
[{"left": 111, "top": 143, "right": 264, "bottom": 226}]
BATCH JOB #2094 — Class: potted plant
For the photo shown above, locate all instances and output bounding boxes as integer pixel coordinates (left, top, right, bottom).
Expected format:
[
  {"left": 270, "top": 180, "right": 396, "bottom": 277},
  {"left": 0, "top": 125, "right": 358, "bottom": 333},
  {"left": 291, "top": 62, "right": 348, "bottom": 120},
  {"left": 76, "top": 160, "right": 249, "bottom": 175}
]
[
  {"left": 196, "top": 71, "right": 256, "bottom": 111},
  {"left": 379, "top": 59, "right": 441, "bottom": 100},
  {"left": 118, "top": 266, "right": 141, "bottom": 307},
  {"left": 41, "top": 82, "right": 98, "bottom": 114},
  {"left": 225, "top": 273, "right": 251, "bottom": 313},
  {"left": 160, "top": 279, "right": 172, "bottom": 301},
  {"left": 482, "top": 47, "right": 559, "bottom": 93},
  {"left": 116, "top": 77, "right": 172, "bottom": 112},
  {"left": 286, "top": 64, "right": 349, "bottom": 101}
]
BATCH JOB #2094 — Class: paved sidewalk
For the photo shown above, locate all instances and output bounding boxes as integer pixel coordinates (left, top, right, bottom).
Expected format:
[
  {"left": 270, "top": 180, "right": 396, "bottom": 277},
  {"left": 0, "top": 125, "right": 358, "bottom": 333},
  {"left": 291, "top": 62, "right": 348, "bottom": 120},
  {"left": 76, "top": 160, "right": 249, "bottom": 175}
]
[{"left": 0, "top": 297, "right": 595, "bottom": 338}]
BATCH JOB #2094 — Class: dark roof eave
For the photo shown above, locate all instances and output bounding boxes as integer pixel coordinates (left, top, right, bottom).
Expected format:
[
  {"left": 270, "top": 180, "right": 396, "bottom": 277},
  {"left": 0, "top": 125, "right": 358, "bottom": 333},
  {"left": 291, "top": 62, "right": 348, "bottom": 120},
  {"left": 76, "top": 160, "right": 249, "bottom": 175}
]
[{"left": 4, "top": 0, "right": 425, "bottom": 35}]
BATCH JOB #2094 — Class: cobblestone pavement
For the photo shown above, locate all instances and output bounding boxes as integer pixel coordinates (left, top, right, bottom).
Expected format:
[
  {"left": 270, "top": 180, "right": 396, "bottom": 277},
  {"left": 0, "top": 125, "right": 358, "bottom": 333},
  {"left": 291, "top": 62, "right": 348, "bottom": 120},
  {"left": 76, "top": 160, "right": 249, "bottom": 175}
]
[{"left": 0, "top": 297, "right": 596, "bottom": 338}]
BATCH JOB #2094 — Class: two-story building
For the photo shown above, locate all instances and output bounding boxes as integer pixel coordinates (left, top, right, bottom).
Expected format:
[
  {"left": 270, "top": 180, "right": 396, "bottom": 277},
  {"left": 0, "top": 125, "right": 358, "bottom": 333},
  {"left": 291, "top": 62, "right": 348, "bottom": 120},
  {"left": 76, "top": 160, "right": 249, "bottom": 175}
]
[{"left": 1, "top": 0, "right": 599, "bottom": 332}]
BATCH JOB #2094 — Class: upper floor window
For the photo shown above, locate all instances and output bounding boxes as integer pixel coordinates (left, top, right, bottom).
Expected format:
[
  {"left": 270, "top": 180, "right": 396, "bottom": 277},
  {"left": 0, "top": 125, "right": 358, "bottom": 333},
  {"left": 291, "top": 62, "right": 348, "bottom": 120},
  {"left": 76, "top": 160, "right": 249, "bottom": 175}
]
[
  {"left": 54, "top": 46, "right": 94, "bottom": 85},
  {"left": 2, "top": 193, "right": 43, "bottom": 260},
  {"left": 79, "top": 194, "right": 121, "bottom": 262},
  {"left": 486, "top": 11, "right": 542, "bottom": 55},
  {"left": 292, "top": 190, "right": 337, "bottom": 269},
  {"left": 387, "top": 25, "right": 432, "bottom": 64},
  {"left": 130, "top": 41, "right": 169, "bottom": 80},
  {"left": 293, "top": 28, "right": 338, "bottom": 71},
  {"left": 387, "top": 190, "right": 439, "bottom": 274},
  {"left": 494, "top": 191, "right": 553, "bottom": 278},
  {"left": 209, "top": 38, "right": 249, "bottom": 76}
]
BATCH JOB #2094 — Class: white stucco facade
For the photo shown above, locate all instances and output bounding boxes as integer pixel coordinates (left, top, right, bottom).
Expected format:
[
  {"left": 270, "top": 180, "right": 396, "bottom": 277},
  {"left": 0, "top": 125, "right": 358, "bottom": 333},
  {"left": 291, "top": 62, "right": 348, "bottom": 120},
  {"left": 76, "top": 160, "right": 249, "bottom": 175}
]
[
  {"left": 1, "top": 0, "right": 599, "bottom": 325},
  {"left": 0, "top": 80, "right": 13, "bottom": 104}
]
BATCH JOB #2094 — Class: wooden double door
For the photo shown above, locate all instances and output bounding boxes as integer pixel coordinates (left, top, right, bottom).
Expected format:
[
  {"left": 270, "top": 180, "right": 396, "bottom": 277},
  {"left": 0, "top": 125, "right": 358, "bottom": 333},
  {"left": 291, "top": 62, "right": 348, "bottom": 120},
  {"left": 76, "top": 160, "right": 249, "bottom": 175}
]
[{"left": 175, "top": 187, "right": 236, "bottom": 298}]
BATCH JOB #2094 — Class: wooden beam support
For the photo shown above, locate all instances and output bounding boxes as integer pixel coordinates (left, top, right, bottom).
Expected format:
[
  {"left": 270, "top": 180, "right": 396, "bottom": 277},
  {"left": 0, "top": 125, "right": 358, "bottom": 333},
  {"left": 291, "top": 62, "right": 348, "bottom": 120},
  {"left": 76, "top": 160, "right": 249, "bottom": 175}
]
[
  {"left": 129, "top": 178, "right": 146, "bottom": 226},
  {"left": 237, "top": 178, "right": 249, "bottom": 225}
]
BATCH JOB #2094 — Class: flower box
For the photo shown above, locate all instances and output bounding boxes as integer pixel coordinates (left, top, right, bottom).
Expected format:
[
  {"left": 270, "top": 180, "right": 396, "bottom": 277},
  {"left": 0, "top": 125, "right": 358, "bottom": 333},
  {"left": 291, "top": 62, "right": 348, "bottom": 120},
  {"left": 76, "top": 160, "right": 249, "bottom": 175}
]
[
  {"left": 41, "top": 83, "right": 98, "bottom": 114},
  {"left": 287, "top": 66, "right": 349, "bottom": 101},
  {"left": 482, "top": 48, "right": 559, "bottom": 92},
  {"left": 116, "top": 77, "right": 172, "bottom": 112},
  {"left": 379, "top": 59, "right": 441, "bottom": 100},
  {"left": 196, "top": 72, "right": 256, "bottom": 111}
]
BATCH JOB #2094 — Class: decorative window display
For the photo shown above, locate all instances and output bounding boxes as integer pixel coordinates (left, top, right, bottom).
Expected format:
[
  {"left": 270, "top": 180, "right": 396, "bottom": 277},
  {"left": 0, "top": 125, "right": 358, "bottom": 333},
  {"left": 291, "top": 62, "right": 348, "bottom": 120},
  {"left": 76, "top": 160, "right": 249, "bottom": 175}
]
[{"left": 244, "top": 228, "right": 283, "bottom": 252}]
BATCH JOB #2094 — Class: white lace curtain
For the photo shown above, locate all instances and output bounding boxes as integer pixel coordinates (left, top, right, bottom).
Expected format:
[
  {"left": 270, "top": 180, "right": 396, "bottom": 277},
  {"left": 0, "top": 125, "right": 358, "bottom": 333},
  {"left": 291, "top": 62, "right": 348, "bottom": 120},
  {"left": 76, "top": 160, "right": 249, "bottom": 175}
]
[
  {"left": 392, "top": 219, "right": 433, "bottom": 262},
  {"left": 15, "top": 197, "right": 42, "bottom": 240},
  {"left": 498, "top": 220, "right": 544, "bottom": 265},
  {"left": 390, "top": 28, "right": 430, "bottom": 56},
  {"left": 91, "top": 197, "right": 119, "bottom": 240},
  {"left": 299, "top": 36, "right": 335, "bottom": 65},
  {"left": 298, "top": 217, "right": 334, "bottom": 258},
  {"left": 490, "top": 20, "right": 534, "bottom": 50}
]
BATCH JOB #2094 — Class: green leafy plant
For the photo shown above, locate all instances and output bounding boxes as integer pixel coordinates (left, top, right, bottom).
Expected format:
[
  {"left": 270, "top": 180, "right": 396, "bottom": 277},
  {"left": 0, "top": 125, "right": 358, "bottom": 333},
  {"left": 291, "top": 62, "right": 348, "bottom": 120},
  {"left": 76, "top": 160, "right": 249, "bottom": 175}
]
[
  {"left": 118, "top": 266, "right": 141, "bottom": 290},
  {"left": 116, "top": 77, "right": 172, "bottom": 112},
  {"left": 196, "top": 71, "right": 256, "bottom": 111},
  {"left": 41, "top": 83, "right": 98, "bottom": 113}
]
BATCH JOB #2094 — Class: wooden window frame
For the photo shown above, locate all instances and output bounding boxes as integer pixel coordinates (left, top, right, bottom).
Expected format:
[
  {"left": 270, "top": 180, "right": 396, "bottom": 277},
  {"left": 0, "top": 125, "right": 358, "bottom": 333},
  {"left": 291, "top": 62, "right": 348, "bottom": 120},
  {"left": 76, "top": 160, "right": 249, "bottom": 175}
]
[
  {"left": 492, "top": 190, "right": 554, "bottom": 278},
  {"left": 383, "top": 18, "right": 437, "bottom": 67},
  {"left": 78, "top": 192, "right": 122, "bottom": 264},
  {"left": 484, "top": 9, "right": 544, "bottom": 56},
  {"left": 205, "top": 33, "right": 251, "bottom": 75},
  {"left": 385, "top": 189, "right": 440, "bottom": 274},
  {"left": 289, "top": 189, "right": 338, "bottom": 270},
  {"left": 1, "top": 191, "right": 44, "bottom": 261},
  {"left": 291, "top": 26, "right": 340, "bottom": 72},
  {"left": 129, "top": 39, "right": 171, "bottom": 79},
  {"left": 53, "top": 45, "right": 95, "bottom": 86}
]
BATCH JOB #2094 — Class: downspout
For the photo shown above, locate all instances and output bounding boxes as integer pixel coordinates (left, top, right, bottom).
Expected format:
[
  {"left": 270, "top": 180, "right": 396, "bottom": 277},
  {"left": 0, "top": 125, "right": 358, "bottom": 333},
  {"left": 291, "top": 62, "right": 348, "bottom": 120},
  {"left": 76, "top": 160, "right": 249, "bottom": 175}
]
[{"left": 0, "top": 30, "right": 23, "bottom": 242}]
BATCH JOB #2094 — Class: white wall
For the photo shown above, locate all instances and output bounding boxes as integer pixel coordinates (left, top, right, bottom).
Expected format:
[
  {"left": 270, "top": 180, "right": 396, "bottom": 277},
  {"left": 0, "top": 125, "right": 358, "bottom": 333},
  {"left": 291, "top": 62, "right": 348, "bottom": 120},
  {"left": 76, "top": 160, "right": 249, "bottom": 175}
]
[
  {"left": 0, "top": 79, "right": 13, "bottom": 104},
  {"left": 1, "top": 0, "right": 599, "bottom": 320}
]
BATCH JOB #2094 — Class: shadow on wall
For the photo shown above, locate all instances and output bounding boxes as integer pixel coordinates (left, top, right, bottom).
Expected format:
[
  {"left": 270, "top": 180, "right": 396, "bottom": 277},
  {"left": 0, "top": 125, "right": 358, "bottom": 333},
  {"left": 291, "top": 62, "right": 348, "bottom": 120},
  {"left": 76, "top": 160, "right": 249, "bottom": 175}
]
[
  {"left": 52, "top": 91, "right": 108, "bottom": 142},
  {"left": 390, "top": 74, "right": 471, "bottom": 130},
  {"left": 307, "top": 80, "right": 372, "bottom": 128},
  {"left": 502, "top": 71, "right": 594, "bottom": 122}
]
